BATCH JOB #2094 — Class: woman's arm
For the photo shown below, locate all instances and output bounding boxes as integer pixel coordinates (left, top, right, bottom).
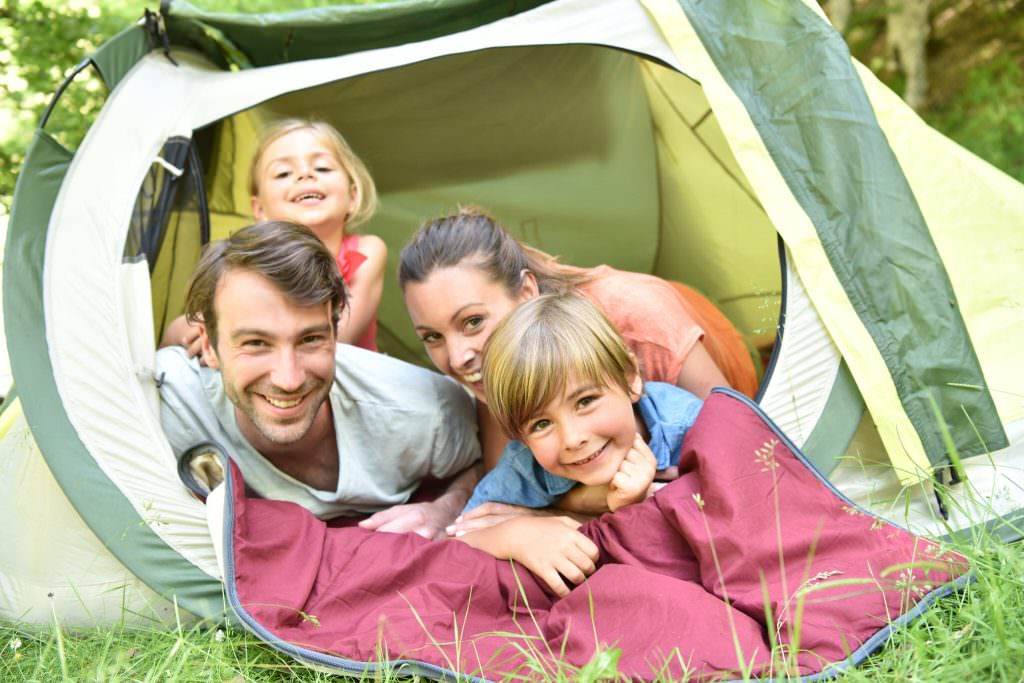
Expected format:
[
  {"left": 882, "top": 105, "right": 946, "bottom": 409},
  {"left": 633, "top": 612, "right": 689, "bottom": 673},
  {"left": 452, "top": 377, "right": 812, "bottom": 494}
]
[
  {"left": 336, "top": 234, "right": 387, "bottom": 346},
  {"left": 477, "top": 401, "right": 510, "bottom": 472},
  {"left": 674, "top": 340, "right": 730, "bottom": 400}
]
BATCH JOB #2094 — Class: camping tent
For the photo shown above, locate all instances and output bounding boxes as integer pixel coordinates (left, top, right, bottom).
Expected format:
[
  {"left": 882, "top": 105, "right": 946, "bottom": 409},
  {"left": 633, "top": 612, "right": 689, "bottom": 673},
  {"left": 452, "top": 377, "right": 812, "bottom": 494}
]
[{"left": 2, "top": 0, "right": 1022, "bottom": 629}]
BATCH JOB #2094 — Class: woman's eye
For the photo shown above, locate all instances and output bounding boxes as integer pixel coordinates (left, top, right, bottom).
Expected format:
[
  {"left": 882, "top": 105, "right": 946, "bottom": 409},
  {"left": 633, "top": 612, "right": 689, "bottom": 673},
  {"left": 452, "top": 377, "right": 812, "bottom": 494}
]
[
  {"left": 315, "top": 166, "right": 334, "bottom": 173},
  {"left": 464, "top": 315, "right": 484, "bottom": 331},
  {"left": 420, "top": 332, "right": 441, "bottom": 345}
]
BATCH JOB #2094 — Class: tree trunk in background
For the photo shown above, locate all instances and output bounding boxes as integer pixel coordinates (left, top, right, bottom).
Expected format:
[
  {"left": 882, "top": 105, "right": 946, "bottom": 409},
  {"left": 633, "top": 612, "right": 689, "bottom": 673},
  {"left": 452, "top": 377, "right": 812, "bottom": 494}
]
[
  {"left": 887, "top": 0, "right": 931, "bottom": 110},
  {"left": 825, "top": 0, "right": 853, "bottom": 33}
]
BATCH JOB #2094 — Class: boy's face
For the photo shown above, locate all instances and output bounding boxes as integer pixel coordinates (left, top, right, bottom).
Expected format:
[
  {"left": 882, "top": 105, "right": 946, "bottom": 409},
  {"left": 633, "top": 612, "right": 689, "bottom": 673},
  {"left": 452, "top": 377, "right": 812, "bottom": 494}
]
[{"left": 520, "top": 373, "right": 643, "bottom": 486}]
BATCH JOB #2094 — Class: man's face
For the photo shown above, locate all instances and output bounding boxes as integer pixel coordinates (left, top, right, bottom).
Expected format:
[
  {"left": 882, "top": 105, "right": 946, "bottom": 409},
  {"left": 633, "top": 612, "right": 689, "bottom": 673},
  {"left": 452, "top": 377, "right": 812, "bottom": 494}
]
[{"left": 200, "top": 269, "right": 336, "bottom": 449}]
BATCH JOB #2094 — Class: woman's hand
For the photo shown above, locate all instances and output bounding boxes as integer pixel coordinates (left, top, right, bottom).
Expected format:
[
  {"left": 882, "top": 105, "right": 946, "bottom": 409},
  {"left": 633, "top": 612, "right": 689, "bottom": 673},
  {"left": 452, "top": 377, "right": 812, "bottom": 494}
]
[
  {"left": 457, "top": 516, "right": 599, "bottom": 597},
  {"left": 446, "top": 501, "right": 552, "bottom": 536},
  {"left": 606, "top": 434, "right": 657, "bottom": 511}
]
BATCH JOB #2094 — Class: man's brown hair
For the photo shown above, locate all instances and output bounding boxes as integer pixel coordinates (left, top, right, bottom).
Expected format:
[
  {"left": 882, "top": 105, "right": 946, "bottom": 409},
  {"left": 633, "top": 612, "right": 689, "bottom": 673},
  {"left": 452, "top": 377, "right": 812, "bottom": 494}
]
[{"left": 185, "top": 221, "right": 346, "bottom": 346}]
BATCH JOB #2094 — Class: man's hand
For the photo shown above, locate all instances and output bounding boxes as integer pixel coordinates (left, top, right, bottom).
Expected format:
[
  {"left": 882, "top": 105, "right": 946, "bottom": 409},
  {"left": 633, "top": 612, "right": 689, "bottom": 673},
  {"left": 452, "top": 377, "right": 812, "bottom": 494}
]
[
  {"left": 358, "top": 501, "right": 454, "bottom": 539},
  {"left": 359, "top": 463, "right": 483, "bottom": 539},
  {"left": 457, "top": 516, "right": 599, "bottom": 597},
  {"left": 606, "top": 434, "right": 658, "bottom": 512}
]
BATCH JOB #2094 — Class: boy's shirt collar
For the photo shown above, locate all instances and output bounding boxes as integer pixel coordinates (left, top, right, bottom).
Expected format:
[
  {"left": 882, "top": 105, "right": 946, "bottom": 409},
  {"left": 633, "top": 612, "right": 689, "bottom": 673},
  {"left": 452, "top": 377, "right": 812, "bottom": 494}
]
[{"left": 636, "top": 381, "right": 703, "bottom": 469}]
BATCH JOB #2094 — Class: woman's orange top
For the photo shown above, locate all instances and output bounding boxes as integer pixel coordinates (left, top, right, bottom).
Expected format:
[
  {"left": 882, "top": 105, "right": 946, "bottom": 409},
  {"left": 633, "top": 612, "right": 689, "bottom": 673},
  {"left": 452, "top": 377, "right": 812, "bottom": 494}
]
[{"left": 574, "top": 265, "right": 758, "bottom": 398}]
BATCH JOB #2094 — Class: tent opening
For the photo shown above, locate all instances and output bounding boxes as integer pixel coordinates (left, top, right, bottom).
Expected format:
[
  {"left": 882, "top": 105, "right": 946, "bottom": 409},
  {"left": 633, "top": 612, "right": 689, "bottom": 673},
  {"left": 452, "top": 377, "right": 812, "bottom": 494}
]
[{"left": 145, "top": 43, "right": 782, "bottom": 378}]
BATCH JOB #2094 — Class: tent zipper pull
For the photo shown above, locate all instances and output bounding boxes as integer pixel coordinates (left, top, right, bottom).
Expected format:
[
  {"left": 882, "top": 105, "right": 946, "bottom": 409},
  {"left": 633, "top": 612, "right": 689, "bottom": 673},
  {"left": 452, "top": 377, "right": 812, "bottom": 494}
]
[{"left": 154, "top": 156, "right": 184, "bottom": 177}]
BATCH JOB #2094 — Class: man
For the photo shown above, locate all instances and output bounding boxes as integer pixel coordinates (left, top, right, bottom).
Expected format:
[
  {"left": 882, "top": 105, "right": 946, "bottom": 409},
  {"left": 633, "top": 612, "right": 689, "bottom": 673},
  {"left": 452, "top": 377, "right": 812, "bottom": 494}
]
[{"left": 157, "top": 221, "right": 482, "bottom": 538}]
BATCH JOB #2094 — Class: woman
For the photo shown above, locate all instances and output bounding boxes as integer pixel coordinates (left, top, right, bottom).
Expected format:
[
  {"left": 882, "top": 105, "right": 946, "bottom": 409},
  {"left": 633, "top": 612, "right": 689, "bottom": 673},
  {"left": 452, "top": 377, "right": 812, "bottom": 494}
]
[{"left": 399, "top": 206, "right": 757, "bottom": 473}]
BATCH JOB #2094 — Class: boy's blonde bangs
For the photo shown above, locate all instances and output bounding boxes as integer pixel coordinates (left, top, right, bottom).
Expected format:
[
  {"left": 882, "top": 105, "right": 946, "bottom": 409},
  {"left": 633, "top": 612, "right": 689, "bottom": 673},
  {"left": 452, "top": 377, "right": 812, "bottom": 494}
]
[
  {"left": 249, "top": 119, "right": 380, "bottom": 228},
  {"left": 484, "top": 294, "right": 636, "bottom": 438}
]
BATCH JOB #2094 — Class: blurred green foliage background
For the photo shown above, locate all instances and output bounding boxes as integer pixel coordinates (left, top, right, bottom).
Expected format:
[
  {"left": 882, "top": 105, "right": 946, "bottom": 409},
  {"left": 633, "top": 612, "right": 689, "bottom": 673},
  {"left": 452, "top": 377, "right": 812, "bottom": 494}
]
[{"left": 0, "top": 0, "right": 1021, "bottom": 220}]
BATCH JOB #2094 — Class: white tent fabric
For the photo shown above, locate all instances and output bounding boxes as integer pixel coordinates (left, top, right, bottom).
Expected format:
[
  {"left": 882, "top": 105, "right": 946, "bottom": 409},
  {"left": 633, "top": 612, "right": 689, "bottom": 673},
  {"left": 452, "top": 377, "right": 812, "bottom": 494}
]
[{"left": 0, "top": 404, "right": 176, "bottom": 625}]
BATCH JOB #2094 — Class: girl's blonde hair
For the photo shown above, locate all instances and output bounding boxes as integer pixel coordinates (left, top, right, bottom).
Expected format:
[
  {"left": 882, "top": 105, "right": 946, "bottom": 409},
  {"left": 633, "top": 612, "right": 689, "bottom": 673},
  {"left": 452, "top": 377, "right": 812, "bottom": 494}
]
[
  {"left": 483, "top": 293, "right": 638, "bottom": 439},
  {"left": 249, "top": 118, "right": 379, "bottom": 228}
]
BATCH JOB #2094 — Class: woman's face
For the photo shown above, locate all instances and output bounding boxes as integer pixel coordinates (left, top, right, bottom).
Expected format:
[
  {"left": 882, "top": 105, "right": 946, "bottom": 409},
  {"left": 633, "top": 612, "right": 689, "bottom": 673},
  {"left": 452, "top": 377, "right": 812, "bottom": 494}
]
[{"left": 403, "top": 264, "right": 537, "bottom": 403}]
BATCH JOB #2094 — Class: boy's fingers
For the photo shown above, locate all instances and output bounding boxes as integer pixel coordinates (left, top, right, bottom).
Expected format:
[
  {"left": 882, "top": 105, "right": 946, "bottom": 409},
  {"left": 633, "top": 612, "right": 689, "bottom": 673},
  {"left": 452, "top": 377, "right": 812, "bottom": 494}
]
[
  {"left": 556, "top": 557, "right": 587, "bottom": 586},
  {"left": 577, "top": 534, "right": 599, "bottom": 561},
  {"left": 556, "top": 515, "right": 583, "bottom": 530},
  {"left": 569, "top": 546, "right": 598, "bottom": 575},
  {"left": 610, "top": 471, "right": 631, "bottom": 490},
  {"left": 542, "top": 570, "right": 571, "bottom": 598}
]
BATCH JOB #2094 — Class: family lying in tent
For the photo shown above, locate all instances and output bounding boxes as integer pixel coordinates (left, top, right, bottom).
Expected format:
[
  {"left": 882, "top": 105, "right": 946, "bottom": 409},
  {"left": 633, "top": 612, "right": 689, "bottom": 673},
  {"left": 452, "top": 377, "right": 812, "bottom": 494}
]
[{"left": 155, "top": 120, "right": 969, "bottom": 680}]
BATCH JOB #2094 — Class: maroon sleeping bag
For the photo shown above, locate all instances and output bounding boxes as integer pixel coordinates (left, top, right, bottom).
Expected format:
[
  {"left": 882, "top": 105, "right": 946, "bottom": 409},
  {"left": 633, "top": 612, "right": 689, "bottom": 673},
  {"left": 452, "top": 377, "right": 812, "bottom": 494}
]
[{"left": 218, "top": 389, "right": 969, "bottom": 681}]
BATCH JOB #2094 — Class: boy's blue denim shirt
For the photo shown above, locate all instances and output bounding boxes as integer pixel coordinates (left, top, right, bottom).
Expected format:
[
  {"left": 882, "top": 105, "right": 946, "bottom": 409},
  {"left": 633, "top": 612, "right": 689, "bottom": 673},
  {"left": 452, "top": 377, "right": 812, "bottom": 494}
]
[{"left": 463, "top": 382, "right": 702, "bottom": 512}]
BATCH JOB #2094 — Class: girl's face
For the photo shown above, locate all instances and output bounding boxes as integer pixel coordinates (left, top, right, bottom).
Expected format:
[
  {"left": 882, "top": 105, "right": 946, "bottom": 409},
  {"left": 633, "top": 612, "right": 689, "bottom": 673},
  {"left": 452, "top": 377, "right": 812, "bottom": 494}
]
[
  {"left": 403, "top": 264, "right": 537, "bottom": 402},
  {"left": 251, "top": 129, "right": 356, "bottom": 241},
  {"left": 519, "top": 373, "right": 643, "bottom": 486}
]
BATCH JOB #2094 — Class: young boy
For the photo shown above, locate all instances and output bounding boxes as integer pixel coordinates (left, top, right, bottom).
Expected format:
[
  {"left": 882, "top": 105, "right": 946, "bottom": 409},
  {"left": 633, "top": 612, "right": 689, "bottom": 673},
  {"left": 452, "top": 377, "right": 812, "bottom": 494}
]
[{"left": 453, "top": 293, "right": 703, "bottom": 595}]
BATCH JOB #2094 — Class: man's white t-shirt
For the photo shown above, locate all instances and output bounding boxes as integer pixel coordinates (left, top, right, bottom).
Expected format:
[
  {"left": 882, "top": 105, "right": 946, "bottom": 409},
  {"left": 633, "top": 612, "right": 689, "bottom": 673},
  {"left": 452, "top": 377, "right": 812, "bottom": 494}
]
[{"left": 157, "top": 344, "right": 481, "bottom": 519}]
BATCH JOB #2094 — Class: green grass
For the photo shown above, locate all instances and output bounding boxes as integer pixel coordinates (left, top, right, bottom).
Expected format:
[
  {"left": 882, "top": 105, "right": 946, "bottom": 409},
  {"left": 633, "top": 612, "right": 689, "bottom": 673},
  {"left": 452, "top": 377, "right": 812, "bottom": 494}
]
[
  {"left": 844, "top": 542, "right": 1024, "bottom": 682},
  {"left": 3, "top": 536, "right": 1024, "bottom": 682},
  {"left": 0, "top": 616, "right": 348, "bottom": 682}
]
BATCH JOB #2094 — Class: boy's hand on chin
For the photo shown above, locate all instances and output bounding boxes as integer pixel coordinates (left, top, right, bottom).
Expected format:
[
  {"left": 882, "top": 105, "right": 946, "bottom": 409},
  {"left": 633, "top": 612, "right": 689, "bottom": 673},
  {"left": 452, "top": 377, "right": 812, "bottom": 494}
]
[{"left": 606, "top": 434, "right": 658, "bottom": 512}]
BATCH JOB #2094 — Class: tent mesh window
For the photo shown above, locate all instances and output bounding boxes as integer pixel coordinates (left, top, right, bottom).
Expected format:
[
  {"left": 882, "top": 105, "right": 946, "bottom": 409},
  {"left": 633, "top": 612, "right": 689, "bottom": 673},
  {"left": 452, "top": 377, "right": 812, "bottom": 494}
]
[{"left": 125, "top": 136, "right": 211, "bottom": 344}]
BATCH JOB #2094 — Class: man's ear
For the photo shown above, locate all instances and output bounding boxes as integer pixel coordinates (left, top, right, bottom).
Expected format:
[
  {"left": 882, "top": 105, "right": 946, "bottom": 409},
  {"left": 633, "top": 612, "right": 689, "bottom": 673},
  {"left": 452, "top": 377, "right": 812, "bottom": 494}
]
[
  {"left": 250, "top": 195, "right": 266, "bottom": 221},
  {"left": 198, "top": 324, "right": 220, "bottom": 370},
  {"left": 518, "top": 269, "right": 539, "bottom": 302}
]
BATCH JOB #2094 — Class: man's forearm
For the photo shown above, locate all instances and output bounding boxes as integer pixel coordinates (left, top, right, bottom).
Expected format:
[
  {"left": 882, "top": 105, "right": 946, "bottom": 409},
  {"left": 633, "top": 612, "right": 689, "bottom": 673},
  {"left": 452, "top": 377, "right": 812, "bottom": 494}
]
[{"left": 434, "top": 462, "right": 484, "bottom": 520}]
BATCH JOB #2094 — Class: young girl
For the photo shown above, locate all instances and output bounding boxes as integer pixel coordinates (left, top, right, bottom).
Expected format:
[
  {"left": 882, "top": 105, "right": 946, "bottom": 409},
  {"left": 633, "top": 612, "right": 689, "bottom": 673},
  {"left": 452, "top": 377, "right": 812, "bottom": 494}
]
[
  {"left": 162, "top": 119, "right": 385, "bottom": 352},
  {"left": 453, "top": 293, "right": 703, "bottom": 595},
  {"left": 399, "top": 206, "right": 753, "bottom": 472}
]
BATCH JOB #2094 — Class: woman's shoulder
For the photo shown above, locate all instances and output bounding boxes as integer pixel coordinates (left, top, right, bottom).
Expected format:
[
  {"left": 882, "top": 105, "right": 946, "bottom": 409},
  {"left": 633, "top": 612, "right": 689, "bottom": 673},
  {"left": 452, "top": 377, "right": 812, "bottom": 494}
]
[{"left": 577, "top": 266, "right": 685, "bottom": 317}]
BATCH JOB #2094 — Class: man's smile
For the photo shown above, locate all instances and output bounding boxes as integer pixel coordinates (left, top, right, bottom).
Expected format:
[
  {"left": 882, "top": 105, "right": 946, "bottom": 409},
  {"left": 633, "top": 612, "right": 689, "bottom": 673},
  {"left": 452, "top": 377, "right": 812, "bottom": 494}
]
[{"left": 262, "top": 394, "right": 303, "bottom": 409}]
